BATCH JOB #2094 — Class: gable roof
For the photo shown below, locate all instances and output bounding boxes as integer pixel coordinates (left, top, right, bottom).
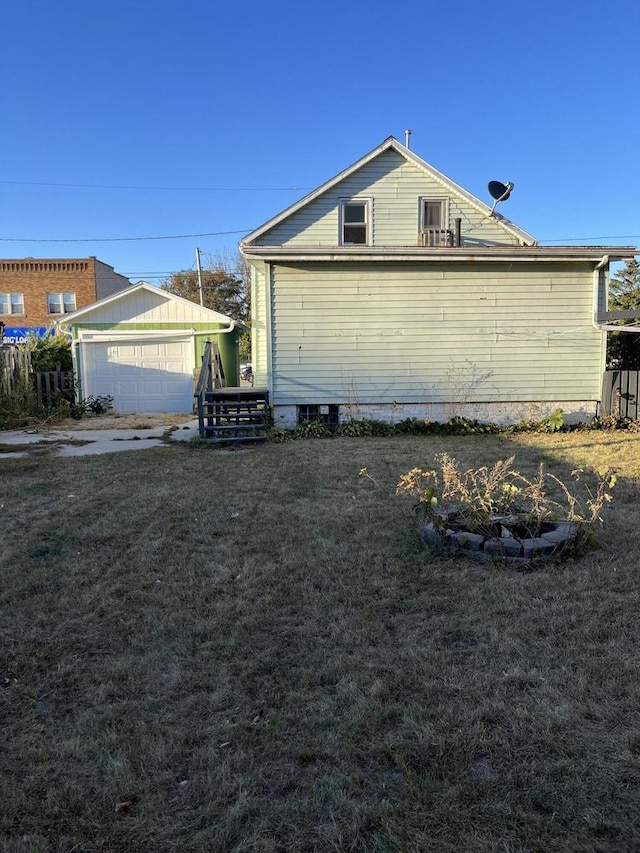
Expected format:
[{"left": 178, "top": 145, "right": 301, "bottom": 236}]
[
  {"left": 241, "top": 136, "right": 537, "bottom": 247},
  {"left": 57, "top": 281, "right": 243, "bottom": 326}
]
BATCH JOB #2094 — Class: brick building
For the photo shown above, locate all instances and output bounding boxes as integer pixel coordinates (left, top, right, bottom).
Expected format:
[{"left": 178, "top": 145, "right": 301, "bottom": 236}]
[{"left": 0, "top": 257, "right": 131, "bottom": 340}]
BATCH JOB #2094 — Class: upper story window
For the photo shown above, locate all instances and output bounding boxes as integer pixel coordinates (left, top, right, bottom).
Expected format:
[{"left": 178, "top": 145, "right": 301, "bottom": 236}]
[
  {"left": 420, "top": 198, "right": 447, "bottom": 231},
  {"left": 0, "top": 292, "right": 25, "bottom": 315},
  {"left": 419, "top": 198, "right": 452, "bottom": 246},
  {"left": 48, "top": 292, "right": 76, "bottom": 314},
  {"left": 340, "top": 198, "right": 371, "bottom": 245}
]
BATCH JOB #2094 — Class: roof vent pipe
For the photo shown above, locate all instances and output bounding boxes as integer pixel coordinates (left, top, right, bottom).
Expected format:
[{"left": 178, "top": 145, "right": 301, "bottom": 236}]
[
  {"left": 404, "top": 129, "right": 412, "bottom": 149},
  {"left": 455, "top": 217, "right": 462, "bottom": 247}
]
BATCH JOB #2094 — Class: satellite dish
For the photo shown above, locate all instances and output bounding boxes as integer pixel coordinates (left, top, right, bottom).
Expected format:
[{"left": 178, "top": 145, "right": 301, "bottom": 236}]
[{"left": 488, "top": 180, "right": 514, "bottom": 215}]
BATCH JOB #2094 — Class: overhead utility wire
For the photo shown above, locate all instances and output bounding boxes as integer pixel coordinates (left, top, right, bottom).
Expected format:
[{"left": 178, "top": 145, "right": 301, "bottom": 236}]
[
  {"left": 0, "top": 179, "right": 313, "bottom": 192},
  {"left": 1, "top": 228, "right": 639, "bottom": 246},
  {"left": 540, "top": 235, "right": 640, "bottom": 243},
  {"left": 0, "top": 229, "right": 250, "bottom": 243}
]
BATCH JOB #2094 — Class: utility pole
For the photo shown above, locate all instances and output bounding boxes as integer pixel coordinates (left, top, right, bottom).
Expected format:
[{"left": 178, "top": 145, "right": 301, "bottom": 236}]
[{"left": 195, "top": 247, "right": 204, "bottom": 306}]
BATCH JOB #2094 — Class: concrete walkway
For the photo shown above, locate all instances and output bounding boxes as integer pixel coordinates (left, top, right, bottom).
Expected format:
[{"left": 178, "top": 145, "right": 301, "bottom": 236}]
[{"left": 0, "top": 420, "right": 201, "bottom": 458}]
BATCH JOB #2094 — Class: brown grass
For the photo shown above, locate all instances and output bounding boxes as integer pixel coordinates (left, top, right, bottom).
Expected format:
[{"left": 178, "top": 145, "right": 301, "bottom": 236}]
[{"left": 2, "top": 433, "right": 640, "bottom": 852}]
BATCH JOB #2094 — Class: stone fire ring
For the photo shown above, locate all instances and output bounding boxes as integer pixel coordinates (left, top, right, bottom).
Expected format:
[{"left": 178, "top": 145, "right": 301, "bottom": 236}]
[{"left": 421, "top": 515, "right": 581, "bottom": 565}]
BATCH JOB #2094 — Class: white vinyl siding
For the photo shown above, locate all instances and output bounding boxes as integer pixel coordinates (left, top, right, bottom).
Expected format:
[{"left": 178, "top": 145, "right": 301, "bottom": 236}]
[
  {"left": 268, "top": 262, "right": 602, "bottom": 405},
  {"left": 249, "top": 261, "right": 270, "bottom": 388},
  {"left": 74, "top": 286, "right": 225, "bottom": 325},
  {"left": 255, "top": 149, "right": 520, "bottom": 249}
]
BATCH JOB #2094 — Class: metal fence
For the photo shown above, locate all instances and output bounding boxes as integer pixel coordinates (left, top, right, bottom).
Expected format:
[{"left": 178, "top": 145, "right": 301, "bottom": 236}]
[{"left": 601, "top": 370, "right": 640, "bottom": 418}]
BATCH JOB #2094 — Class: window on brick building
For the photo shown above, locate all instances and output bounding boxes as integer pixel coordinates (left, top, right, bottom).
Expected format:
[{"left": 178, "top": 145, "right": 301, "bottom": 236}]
[
  {"left": 0, "top": 292, "right": 25, "bottom": 315},
  {"left": 48, "top": 292, "right": 77, "bottom": 314}
]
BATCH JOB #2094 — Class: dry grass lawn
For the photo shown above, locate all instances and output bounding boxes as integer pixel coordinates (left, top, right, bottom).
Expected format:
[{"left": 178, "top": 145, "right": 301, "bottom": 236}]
[{"left": 2, "top": 431, "right": 640, "bottom": 852}]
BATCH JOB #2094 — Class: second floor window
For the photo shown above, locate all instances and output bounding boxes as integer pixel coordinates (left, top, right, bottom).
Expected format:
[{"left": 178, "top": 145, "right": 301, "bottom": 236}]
[
  {"left": 421, "top": 199, "right": 447, "bottom": 231},
  {"left": 48, "top": 292, "right": 76, "bottom": 314},
  {"left": 340, "top": 199, "right": 370, "bottom": 245},
  {"left": 0, "top": 292, "right": 25, "bottom": 315}
]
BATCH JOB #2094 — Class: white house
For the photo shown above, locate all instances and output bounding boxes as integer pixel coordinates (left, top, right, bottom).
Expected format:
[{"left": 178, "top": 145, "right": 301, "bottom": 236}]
[{"left": 240, "top": 136, "right": 636, "bottom": 428}]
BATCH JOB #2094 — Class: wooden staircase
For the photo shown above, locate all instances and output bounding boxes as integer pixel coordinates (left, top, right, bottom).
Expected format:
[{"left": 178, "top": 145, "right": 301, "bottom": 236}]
[
  {"left": 197, "top": 387, "right": 270, "bottom": 442},
  {"left": 194, "top": 341, "right": 270, "bottom": 442}
]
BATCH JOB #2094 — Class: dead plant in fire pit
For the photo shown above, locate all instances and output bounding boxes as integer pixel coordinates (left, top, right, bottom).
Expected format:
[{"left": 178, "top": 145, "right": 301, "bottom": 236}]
[{"left": 396, "top": 454, "right": 616, "bottom": 557}]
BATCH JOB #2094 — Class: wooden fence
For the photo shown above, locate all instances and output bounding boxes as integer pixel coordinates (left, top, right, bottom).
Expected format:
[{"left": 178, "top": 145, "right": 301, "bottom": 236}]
[
  {"left": 0, "top": 346, "right": 31, "bottom": 398},
  {"left": 33, "top": 368, "right": 75, "bottom": 407},
  {"left": 601, "top": 370, "right": 640, "bottom": 418},
  {"left": 1, "top": 346, "right": 75, "bottom": 408}
]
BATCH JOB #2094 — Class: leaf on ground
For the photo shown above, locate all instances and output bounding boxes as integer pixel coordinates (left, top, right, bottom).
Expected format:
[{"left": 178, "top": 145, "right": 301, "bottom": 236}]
[{"left": 114, "top": 796, "right": 139, "bottom": 813}]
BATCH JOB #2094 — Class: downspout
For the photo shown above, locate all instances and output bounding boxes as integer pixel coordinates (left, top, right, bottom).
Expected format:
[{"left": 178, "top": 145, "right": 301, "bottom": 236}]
[
  {"left": 71, "top": 335, "right": 83, "bottom": 399},
  {"left": 592, "top": 255, "right": 610, "bottom": 419},
  {"left": 592, "top": 255, "right": 609, "bottom": 331}
]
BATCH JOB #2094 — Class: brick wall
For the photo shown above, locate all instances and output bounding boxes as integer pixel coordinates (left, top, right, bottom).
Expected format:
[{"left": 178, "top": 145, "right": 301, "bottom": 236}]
[{"left": 0, "top": 258, "right": 128, "bottom": 327}]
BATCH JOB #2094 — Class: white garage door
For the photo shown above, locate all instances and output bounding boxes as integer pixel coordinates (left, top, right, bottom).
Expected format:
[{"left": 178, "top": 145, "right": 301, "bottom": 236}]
[{"left": 82, "top": 338, "right": 195, "bottom": 414}]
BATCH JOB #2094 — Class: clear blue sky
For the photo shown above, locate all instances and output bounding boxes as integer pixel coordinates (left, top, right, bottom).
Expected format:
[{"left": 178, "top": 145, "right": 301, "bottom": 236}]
[{"left": 2, "top": 0, "right": 638, "bottom": 284}]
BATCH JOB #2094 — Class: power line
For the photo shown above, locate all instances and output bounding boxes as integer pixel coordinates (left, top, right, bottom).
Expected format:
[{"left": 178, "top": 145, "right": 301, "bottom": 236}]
[
  {"left": 539, "top": 235, "right": 640, "bottom": 244},
  {"left": 0, "top": 179, "right": 312, "bottom": 192},
  {"left": 0, "top": 226, "right": 637, "bottom": 246},
  {"left": 0, "top": 229, "right": 250, "bottom": 243}
]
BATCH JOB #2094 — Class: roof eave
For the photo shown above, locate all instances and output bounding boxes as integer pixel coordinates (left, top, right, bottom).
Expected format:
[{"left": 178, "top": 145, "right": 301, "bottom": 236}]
[{"left": 241, "top": 245, "right": 637, "bottom": 263}]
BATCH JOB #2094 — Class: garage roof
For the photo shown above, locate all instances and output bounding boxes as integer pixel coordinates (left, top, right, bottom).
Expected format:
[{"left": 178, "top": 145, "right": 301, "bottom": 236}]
[{"left": 58, "top": 281, "right": 245, "bottom": 327}]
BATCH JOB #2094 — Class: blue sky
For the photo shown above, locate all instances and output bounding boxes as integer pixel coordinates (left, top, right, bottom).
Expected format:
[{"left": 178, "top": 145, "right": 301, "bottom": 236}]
[{"left": 2, "top": 0, "right": 638, "bottom": 283}]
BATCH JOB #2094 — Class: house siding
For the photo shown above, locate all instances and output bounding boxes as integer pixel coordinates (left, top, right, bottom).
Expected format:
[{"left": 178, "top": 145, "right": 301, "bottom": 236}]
[
  {"left": 254, "top": 150, "right": 521, "bottom": 249},
  {"left": 268, "top": 262, "right": 603, "bottom": 410},
  {"left": 249, "top": 262, "right": 270, "bottom": 388}
]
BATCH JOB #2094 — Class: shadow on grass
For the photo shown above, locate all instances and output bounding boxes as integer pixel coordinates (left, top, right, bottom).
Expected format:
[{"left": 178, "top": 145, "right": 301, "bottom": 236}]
[{"left": 1, "top": 434, "right": 640, "bottom": 852}]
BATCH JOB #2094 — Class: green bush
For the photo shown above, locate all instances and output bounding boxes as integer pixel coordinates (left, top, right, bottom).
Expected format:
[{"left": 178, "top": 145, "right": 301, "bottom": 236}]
[
  {"left": 506, "top": 408, "right": 567, "bottom": 434},
  {"left": 23, "top": 330, "right": 73, "bottom": 372},
  {"left": 266, "top": 427, "right": 294, "bottom": 443},
  {"left": 395, "top": 417, "right": 438, "bottom": 435},
  {"left": 335, "top": 418, "right": 399, "bottom": 437},
  {"left": 262, "top": 408, "right": 640, "bottom": 445},
  {"left": 581, "top": 415, "right": 640, "bottom": 432},
  {"left": 293, "top": 420, "right": 333, "bottom": 439}
]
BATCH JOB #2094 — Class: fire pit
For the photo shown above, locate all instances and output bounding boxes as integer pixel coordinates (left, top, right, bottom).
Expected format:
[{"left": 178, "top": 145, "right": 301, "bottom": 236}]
[{"left": 421, "top": 508, "right": 581, "bottom": 565}]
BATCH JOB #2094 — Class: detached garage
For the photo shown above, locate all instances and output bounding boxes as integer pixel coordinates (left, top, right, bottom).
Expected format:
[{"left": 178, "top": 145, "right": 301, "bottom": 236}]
[{"left": 60, "top": 282, "right": 244, "bottom": 414}]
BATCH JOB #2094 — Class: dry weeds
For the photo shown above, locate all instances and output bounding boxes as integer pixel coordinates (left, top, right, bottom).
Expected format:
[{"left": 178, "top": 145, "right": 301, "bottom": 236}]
[{"left": 1, "top": 433, "right": 640, "bottom": 852}]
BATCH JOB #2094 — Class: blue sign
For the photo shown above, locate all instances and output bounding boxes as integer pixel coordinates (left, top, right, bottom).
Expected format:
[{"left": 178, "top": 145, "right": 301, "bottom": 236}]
[{"left": 2, "top": 326, "right": 50, "bottom": 345}]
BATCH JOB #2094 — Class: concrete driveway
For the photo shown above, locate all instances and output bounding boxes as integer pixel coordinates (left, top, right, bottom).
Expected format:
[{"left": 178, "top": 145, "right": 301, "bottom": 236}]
[{"left": 0, "top": 420, "right": 201, "bottom": 458}]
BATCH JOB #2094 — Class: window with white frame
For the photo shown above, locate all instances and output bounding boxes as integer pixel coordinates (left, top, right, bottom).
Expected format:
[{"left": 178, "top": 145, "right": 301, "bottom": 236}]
[
  {"left": 0, "top": 292, "right": 25, "bottom": 315},
  {"left": 420, "top": 198, "right": 447, "bottom": 231},
  {"left": 340, "top": 198, "right": 371, "bottom": 245},
  {"left": 48, "top": 292, "right": 77, "bottom": 314}
]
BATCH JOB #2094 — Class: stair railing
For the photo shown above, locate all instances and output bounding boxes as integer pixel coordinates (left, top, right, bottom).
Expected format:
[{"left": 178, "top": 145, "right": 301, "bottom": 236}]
[{"left": 195, "top": 340, "right": 226, "bottom": 437}]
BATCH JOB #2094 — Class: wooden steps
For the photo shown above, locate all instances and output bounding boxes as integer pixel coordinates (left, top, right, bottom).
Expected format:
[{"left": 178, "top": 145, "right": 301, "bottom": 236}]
[{"left": 196, "top": 387, "right": 270, "bottom": 442}]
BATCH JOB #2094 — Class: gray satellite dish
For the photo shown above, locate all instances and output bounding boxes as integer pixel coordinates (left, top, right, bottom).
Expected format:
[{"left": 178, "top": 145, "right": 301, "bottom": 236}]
[{"left": 488, "top": 180, "right": 514, "bottom": 214}]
